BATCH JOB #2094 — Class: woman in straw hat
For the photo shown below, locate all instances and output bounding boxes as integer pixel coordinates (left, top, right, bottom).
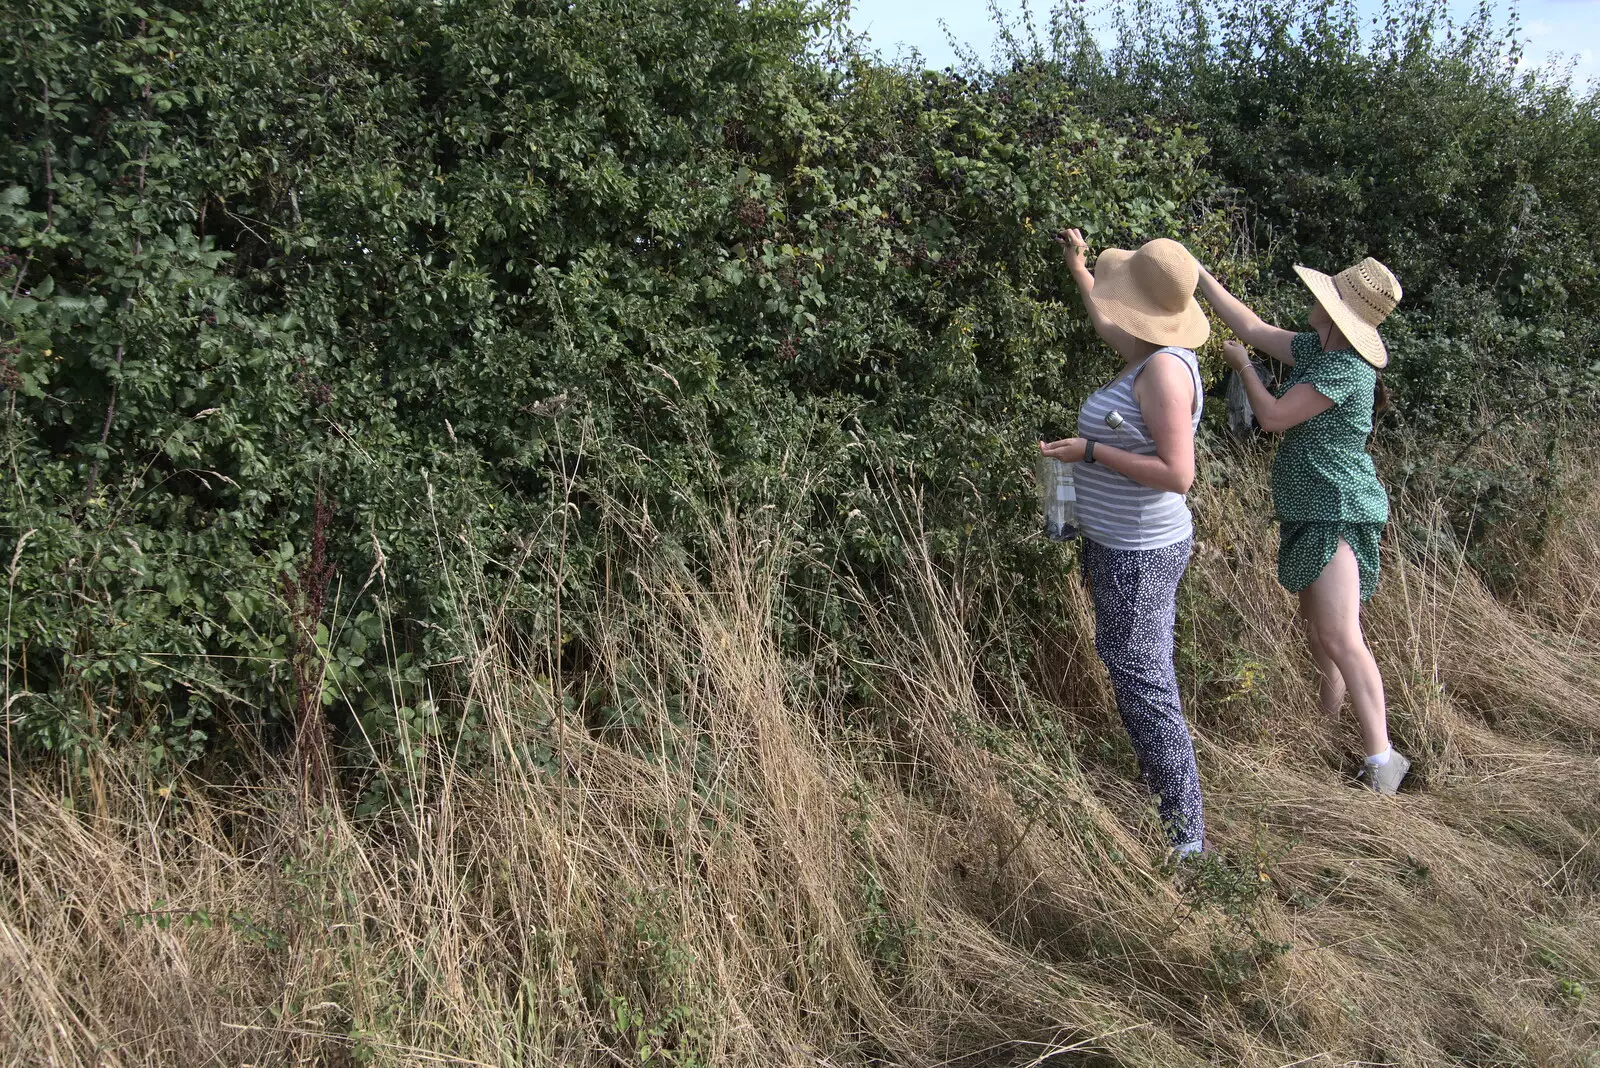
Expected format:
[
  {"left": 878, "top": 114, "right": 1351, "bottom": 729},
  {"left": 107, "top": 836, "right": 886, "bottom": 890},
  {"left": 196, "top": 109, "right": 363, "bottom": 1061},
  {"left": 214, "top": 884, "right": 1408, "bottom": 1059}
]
[
  {"left": 1197, "top": 258, "right": 1411, "bottom": 795},
  {"left": 1041, "top": 230, "right": 1210, "bottom": 857}
]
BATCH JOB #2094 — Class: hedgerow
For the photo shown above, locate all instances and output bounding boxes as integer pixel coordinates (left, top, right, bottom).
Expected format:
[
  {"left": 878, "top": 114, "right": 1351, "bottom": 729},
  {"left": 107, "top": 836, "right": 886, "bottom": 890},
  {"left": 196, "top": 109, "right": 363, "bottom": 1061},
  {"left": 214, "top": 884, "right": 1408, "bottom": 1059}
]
[
  {"left": 0, "top": 0, "right": 1228, "bottom": 767},
  {"left": 2, "top": 0, "right": 1596, "bottom": 771}
]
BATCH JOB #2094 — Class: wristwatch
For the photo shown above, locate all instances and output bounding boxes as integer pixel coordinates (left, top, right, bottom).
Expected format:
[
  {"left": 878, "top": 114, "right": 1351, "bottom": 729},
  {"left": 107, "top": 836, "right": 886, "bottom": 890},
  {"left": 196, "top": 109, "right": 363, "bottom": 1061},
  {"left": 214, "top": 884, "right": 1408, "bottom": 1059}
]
[{"left": 1083, "top": 439, "right": 1097, "bottom": 464}]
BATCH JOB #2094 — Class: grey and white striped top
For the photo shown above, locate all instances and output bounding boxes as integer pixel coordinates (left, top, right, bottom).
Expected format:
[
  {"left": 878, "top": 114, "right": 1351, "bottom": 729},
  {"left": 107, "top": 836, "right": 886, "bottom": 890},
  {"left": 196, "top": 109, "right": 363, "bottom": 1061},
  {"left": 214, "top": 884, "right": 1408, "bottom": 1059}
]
[{"left": 1074, "top": 347, "right": 1203, "bottom": 552}]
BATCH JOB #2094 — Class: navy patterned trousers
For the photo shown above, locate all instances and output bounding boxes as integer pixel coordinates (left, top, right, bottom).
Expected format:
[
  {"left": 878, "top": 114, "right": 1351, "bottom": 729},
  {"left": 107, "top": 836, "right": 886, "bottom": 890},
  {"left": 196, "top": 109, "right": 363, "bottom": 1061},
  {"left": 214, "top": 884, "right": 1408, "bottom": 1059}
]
[{"left": 1081, "top": 537, "right": 1204, "bottom": 848}]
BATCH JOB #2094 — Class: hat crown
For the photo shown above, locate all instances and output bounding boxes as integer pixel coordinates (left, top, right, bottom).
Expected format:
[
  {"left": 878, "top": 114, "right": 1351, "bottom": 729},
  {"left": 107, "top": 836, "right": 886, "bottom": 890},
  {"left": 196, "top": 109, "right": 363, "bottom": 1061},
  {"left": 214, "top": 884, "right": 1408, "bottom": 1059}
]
[
  {"left": 1128, "top": 238, "right": 1200, "bottom": 314},
  {"left": 1088, "top": 237, "right": 1210, "bottom": 348},
  {"left": 1333, "top": 257, "right": 1402, "bottom": 327}
]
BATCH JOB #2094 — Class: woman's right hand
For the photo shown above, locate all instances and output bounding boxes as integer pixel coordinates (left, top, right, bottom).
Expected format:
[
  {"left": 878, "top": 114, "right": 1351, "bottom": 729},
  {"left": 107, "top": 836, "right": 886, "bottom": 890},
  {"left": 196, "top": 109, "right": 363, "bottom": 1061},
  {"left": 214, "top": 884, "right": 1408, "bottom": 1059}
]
[
  {"left": 1054, "top": 228, "right": 1089, "bottom": 272},
  {"left": 1040, "top": 437, "right": 1087, "bottom": 463}
]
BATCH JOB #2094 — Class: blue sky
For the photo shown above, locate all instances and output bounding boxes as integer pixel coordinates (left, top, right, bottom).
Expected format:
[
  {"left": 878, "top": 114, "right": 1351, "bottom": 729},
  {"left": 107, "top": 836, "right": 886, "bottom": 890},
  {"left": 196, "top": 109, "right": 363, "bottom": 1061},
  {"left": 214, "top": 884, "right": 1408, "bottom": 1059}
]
[{"left": 846, "top": 0, "right": 1600, "bottom": 86}]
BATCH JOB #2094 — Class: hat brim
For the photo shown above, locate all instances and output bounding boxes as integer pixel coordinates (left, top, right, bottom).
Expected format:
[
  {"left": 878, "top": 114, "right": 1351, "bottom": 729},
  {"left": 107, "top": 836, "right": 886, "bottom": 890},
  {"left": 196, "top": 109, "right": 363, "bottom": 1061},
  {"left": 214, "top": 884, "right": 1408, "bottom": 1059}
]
[
  {"left": 1294, "top": 265, "right": 1390, "bottom": 369},
  {"left": 1091, "top": 248, "right": 1211, "bottom": 349}
]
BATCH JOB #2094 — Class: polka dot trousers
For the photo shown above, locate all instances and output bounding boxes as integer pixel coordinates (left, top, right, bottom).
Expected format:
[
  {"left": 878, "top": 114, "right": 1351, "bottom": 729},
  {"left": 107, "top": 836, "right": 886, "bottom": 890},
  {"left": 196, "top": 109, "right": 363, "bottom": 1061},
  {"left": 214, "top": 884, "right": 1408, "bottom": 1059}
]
[{"left": 1081, "top": 537, "right": 1205, "bottom": 848}]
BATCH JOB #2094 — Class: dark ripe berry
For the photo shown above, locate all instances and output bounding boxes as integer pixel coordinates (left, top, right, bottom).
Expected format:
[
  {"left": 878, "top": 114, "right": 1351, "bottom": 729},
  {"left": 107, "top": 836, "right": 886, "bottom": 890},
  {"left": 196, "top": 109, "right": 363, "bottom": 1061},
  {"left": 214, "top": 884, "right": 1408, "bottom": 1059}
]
[
  {"left": 734, "top": 197, "right": 768, "bottom": 230},
  {"left": 722, "top": 119, "right": 753, "bottom": 153},
  {"left": 776, "top": 338, "right": 797, "bottom": 362}
]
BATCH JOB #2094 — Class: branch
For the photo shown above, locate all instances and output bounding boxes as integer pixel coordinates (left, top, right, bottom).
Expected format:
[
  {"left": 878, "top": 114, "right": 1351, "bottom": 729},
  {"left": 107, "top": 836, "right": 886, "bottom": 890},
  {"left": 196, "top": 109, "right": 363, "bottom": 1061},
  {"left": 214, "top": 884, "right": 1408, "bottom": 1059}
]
[
  {"left": 40, "top": 80, "right": 54, "bottom": 231},
  {"left": 84, "top": 65, "right": 154, "bottom": 502},
  {"left": 8, "top": 251, "right": 31, "bottom": 301}
]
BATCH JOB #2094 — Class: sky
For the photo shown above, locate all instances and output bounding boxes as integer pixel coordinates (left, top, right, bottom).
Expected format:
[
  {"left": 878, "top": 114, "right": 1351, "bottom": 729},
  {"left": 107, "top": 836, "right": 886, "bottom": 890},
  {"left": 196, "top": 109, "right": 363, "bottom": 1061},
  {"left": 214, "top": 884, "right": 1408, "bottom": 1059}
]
[{"left": 846, "top": 0, "right": 1600, "bottom": 86}]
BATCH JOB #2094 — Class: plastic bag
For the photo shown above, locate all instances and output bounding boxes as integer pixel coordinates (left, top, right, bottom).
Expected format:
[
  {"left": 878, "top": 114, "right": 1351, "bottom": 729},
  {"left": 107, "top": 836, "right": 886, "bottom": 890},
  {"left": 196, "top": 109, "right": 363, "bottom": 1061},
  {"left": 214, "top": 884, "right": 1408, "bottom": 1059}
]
[
  {"left": 1226, "top": 358, "right": 1272, "bottom": 439},
  {"left": 1036, "top": 453, "right": 1079, "bottom": 541}
]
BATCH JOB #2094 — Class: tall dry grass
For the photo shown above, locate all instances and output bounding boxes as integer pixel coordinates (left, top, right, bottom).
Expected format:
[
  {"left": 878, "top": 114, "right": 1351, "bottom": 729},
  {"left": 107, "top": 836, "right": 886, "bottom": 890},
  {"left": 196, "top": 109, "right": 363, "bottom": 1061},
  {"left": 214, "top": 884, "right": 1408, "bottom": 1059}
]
[{"left": 2, "top": 446, "right": 1598, "bottom": 1067}]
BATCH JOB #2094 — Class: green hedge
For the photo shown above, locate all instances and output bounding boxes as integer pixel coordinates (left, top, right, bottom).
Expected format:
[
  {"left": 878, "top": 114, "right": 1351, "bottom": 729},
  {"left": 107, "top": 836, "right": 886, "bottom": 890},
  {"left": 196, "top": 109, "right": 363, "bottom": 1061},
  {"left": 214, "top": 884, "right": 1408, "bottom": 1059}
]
[
  {"left": 0, "top": 0, "right": 1226, "bottom": 765},
  {"left": 2, "top": 0, "right": 1596, "bottom": 769}
]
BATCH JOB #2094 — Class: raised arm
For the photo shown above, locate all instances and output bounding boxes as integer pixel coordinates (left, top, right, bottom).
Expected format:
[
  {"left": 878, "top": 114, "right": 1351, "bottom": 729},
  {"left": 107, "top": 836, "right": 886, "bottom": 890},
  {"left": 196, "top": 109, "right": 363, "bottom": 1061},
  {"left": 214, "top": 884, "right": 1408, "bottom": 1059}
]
[
  {"left": 1057, "top": 228, "right": 1153, "bottom": 362},
  {"left": 1196, "top": 267, "right": 1298, "bottom": 364}
]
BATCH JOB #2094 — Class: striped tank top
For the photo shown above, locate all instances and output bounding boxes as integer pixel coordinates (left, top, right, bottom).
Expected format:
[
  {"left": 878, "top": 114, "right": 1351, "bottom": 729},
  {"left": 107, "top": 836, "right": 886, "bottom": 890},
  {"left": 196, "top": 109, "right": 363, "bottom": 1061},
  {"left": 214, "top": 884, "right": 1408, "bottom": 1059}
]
[{"left": 1075, "top": 347, "right": 1203, "bottom": 551}]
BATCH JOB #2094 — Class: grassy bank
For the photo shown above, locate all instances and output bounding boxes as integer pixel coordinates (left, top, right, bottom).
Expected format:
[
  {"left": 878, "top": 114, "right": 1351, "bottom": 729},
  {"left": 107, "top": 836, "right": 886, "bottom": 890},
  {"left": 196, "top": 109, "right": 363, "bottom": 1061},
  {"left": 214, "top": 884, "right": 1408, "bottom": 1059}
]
[{"left": 4, "top": 445, "right": 1598, "bottom": 1067}]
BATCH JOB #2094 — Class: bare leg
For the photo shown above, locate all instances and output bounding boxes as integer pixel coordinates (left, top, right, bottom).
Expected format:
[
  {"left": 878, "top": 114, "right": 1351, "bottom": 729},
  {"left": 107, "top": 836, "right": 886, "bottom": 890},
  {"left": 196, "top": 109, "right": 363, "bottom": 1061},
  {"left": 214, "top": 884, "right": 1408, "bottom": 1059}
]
[
  {"left": 1300, "top": 541, "right": 1389, "bottom": 757},
  {"left": 1299, "top": 596, "right": 1347, "bottom": 717}
]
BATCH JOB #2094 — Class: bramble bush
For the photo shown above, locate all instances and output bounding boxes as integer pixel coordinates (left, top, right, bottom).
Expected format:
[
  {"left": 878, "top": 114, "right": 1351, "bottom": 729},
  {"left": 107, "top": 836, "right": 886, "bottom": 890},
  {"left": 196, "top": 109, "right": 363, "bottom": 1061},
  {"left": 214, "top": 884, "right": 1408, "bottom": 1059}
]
[
  {"left": 0, "top": 0, "right": 1227, "bottom": 770},
  {"left": 1, "top": 0, "right": 1596, "bottom": 773}
]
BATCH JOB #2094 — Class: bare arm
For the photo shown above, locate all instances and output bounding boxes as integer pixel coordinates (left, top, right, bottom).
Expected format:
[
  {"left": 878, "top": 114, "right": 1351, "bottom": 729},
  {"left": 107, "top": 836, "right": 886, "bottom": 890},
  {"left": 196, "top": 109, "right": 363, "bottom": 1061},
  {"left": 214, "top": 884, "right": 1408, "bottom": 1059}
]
[
  {"left": 1058, "top": 228, "right": 1152, "bottom": 362},
  {"left": 1040, "top": 352, "right": 1196, "bottom": 494},
  {"left": 1223, "top": 340, "right": 1333, "bottom": 432},
  {"left": 1197, "top": 267, "right": 1297, "bottom": 364}
]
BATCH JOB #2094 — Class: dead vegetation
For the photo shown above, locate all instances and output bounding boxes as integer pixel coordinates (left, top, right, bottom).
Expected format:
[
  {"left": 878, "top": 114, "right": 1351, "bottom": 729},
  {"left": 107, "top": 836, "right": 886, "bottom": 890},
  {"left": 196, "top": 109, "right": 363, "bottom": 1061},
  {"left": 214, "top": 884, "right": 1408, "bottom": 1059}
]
[{"left": 2, "top": 446, "right": 1598, "bottom": 1067}]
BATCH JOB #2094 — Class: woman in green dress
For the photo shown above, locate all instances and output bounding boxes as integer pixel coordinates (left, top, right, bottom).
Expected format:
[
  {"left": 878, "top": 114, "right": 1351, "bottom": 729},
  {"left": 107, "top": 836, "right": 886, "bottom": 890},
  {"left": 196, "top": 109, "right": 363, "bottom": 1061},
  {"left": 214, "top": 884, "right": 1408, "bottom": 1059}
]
[{"left": 1198, "top": 258, "right": 1411, "bottom": 795}]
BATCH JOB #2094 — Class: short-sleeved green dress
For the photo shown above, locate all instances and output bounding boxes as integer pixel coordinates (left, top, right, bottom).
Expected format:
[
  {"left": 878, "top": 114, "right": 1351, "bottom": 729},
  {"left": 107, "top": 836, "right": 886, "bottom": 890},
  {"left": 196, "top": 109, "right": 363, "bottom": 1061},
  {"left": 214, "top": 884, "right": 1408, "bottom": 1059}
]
[{"left": 1271, "top": 332, "right": 1389, "bottom": 601}]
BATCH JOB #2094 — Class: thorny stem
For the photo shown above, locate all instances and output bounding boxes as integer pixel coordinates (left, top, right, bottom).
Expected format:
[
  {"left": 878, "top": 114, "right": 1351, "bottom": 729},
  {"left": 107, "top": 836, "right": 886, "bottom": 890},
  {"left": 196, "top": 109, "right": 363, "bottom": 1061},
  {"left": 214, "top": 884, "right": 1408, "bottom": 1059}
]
[
  {"left": 84, "top": 74, "right": 152, "bottom": 502},
  {"left": 83, "top": 342, "right": 126, "bottom": 502},
  {"left": 283, "top": 491, "right": 335, "bottom": 805},
  {"left": 41, "top": 80, "right": 54, "bottom": 231},
  {"left": 7, "top": 251, "right": 30, "bottom": 301}
]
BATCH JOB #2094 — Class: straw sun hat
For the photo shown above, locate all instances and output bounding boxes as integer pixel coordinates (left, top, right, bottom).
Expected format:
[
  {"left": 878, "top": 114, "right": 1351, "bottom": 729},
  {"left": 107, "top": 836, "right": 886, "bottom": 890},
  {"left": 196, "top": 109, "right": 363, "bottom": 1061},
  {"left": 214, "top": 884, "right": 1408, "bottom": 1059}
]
[
  {"left": 1293, "top": 257, "right": 1402, "bottom": 369},
  {"left": 1091, "top": 238, "right": 1210, "bottom": 349}
]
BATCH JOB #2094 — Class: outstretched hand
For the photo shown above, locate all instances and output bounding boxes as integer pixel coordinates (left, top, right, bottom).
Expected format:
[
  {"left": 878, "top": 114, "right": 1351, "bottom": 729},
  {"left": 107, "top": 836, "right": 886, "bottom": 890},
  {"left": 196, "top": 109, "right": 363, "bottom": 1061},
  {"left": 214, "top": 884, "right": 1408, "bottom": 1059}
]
[
  {"left": 1039, "top": 437, "right": 1087, "bottom": 463},
  {"left": 1054, "top": 228, "right": 1089, "bottom": 272}
]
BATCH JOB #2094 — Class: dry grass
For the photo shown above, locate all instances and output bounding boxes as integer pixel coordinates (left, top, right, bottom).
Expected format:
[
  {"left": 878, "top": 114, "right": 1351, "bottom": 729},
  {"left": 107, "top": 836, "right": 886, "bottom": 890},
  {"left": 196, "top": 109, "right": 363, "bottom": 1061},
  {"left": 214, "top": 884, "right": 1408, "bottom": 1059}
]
[{"left": 2, "top": 448, "right": 1598, "bottom": 1067}]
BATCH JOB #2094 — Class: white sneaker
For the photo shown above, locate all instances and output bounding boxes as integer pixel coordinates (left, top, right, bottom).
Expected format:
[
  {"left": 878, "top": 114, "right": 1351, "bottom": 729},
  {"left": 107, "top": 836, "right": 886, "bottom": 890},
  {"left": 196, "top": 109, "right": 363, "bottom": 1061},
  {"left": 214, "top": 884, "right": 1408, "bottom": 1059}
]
[{"left": 1358, "top": 750, "right": 1412, "bottom": 796}]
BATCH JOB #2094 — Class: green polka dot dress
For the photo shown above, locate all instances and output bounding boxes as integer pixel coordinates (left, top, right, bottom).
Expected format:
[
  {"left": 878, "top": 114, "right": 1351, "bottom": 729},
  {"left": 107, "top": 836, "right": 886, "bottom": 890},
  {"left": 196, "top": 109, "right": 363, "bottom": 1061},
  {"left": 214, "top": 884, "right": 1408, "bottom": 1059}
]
[{"left": 1271, "top": 332, "right": 1389, "bottom": 601}]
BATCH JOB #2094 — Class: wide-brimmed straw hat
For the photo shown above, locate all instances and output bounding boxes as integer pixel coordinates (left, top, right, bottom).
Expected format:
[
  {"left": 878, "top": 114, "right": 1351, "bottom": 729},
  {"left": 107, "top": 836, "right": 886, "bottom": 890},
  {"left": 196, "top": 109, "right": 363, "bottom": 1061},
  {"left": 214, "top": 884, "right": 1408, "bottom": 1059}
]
[
  {"left": 1091, "top": 238, "right": 1210, "bottom": 349},
  {"left": 1294, "top": 257, "right": 1402, "bottom": 369}
]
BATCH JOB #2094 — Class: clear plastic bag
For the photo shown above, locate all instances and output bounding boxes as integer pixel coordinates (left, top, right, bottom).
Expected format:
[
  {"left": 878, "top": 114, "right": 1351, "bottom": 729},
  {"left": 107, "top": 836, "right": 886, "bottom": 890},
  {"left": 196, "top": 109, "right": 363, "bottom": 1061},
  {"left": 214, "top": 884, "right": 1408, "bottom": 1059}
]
[
  {"left": 1036, "top": 453, "right": 1079, "bottom": 541},
  {"left": 1226, "top": 358, "right": 1272, "bottom": 439}
]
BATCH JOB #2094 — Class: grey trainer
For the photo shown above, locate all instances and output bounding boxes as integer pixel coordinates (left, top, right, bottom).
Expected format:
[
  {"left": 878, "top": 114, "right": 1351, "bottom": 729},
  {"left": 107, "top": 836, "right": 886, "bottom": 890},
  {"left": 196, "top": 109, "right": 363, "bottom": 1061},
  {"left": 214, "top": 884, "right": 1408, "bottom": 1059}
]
[{"left": 1359, "top": 750, "right": 1412, "bottom": 796}]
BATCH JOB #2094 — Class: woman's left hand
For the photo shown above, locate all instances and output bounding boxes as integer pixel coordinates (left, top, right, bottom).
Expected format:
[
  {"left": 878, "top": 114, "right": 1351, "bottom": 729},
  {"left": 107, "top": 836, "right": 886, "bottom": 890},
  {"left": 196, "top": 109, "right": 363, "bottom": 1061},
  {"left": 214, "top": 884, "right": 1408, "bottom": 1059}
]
[
  {"left": 1053, "top": 228, "right": 1089, "bottom": 272},
  {"left": 1039, "top": 437, "right": 1087, "bottom": 463},
  {"left": 1222, "top": 339, "right": 1252, "bottom": 372}
]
